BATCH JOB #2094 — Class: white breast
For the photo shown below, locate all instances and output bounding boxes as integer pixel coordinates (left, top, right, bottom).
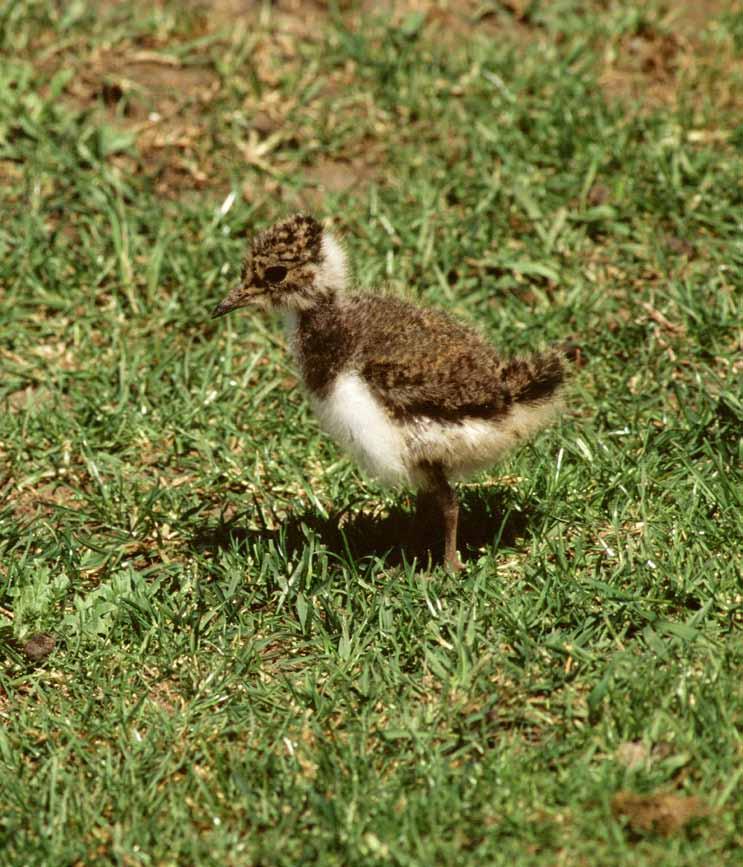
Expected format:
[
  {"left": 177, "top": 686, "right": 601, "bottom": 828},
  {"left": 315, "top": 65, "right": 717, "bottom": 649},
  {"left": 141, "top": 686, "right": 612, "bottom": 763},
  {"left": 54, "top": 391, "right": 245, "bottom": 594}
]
[
  {"left": 284, "top": 307, "right": 410, "bottom": 484},
  {"left": 307, "top": 371, "right": 560, "bottom": 489},
  {"left": 310, "top": 372, "right": 412, "bottom": 486}
]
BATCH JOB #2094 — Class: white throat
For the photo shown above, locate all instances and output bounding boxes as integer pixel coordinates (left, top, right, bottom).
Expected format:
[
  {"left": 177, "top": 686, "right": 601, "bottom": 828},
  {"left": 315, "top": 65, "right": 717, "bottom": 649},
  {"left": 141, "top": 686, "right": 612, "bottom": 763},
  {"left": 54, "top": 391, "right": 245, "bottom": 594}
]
[{"left": 317, "top": 231, "right": 349, "bottom": 292}]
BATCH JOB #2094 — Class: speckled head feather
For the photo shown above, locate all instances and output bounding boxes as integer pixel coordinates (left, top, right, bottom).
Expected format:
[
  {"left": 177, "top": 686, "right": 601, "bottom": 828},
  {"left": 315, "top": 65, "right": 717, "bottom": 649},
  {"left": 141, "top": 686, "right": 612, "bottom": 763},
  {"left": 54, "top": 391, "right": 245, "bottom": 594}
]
[{"left": 212, "top": 214, "right": 349, "bottom": 317}]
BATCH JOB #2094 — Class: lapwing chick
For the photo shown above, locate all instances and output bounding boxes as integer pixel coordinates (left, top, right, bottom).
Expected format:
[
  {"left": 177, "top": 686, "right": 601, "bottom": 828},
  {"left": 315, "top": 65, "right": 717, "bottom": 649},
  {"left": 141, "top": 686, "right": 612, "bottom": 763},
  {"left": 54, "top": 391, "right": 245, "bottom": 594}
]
[{"left": 212, "top": 214, "right": 568, "bottom": 571}]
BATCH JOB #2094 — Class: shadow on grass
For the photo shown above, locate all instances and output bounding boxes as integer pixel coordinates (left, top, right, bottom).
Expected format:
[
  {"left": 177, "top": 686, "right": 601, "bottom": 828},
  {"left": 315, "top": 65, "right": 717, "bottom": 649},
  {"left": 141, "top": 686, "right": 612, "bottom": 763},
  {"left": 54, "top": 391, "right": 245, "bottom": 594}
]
[{"left": 188, "top": 486, "right": 534, "bottom": 570}]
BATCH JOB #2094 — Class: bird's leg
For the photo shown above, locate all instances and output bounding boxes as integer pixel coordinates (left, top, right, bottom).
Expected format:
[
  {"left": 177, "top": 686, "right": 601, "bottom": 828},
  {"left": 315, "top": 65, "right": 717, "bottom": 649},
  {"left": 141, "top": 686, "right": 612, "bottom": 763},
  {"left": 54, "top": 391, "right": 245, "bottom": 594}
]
[
  {"left": 414, "top": 488, "right": 434, "bottom": 529},
  {"left": 420, "top": 463, "right": 463, "bottom": 572},
  {"left": 438, "top": 481, "right": 464, "bottom": 573},
  {"left": 413, "top": 488, "right": 438, "bottom": 560}
]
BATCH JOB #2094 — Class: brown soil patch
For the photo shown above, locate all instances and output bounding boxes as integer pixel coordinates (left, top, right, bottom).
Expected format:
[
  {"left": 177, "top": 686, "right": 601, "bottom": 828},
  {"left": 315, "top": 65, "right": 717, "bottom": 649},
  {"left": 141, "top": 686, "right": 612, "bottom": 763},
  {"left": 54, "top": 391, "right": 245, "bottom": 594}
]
[
  {"left": 90, "top": 56, "right": 217, "bottom": 123},
  {"left": 601, "top": 27, "right": 694, "bottom": 109},
  {"left": 352, "top": 0, "right": 546, "bottom": 48},
  {"left": 615, "top": 740, "right": 675, "bottom": 770},
  {"left": 147, "top": 679, "right": 184, "bottom": 714},
  {"left": 9, "top": 479, "right": 82, "bottom": 526},
  {"left": 59, "top": 48, "right": 221, "bottom": 195},
  {"left": 305, "top": 158, "right": 361, "bottom": 194},
  {"left": 599, "top": 1, "right": 743, "bottom": 112},
  {"left": 300, "top": 154, "right": 383, "bottom": 208},
  {"left": 612, "top": 790, "right": 709, "bottom": 836},
  {"left": 0, "top": 160, "right": 23, "bottom": 186},
  {"left": 4, "top": 385, "right": 53, "bottom": 412},
  {"left": 196, "top": 0, "right": 334, "bottom": 34},
  {"left": 666, "top": 0, "right": 734, "bottom": 38}
]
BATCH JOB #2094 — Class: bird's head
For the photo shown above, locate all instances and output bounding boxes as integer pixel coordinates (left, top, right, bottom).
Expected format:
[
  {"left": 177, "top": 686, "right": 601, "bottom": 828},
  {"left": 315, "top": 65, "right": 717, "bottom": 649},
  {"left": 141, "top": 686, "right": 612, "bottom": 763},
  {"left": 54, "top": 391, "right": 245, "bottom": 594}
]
[{"left": 212, "top": 214, "right": 348, "bottom": 318}]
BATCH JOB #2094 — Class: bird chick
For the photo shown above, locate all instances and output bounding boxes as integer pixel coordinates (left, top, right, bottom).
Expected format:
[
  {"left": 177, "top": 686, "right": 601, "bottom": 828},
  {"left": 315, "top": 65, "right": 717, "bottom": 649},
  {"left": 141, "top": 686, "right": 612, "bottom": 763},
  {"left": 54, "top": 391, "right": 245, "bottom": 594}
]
[{"left": 213, "top": 214, "right": 568, "bottom": 571}]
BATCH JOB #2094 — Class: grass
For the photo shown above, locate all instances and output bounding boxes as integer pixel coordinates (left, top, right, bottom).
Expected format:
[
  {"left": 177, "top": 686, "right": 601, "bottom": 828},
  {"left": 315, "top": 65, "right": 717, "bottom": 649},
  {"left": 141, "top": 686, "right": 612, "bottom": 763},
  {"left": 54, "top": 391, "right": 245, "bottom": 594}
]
[{"left": 1, "top": 0, "right": 742, "bottom": 863}]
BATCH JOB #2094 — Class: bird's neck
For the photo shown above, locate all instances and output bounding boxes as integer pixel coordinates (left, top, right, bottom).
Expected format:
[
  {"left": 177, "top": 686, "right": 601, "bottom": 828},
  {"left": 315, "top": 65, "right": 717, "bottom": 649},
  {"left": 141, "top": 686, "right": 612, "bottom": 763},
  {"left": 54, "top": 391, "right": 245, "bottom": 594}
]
[
  {"left": 283, "top": 288, "right": 341, "bottom": 353},
  {"left": 285, "top": 291, "right": 350, "bottom": 396}
]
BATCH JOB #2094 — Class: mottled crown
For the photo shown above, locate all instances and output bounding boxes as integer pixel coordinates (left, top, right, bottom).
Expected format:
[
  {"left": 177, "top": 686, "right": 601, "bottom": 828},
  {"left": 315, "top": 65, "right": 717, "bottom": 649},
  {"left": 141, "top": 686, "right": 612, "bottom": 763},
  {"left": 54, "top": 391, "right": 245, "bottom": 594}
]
[{"left": 251, "top": 213, "right": 323, "bottom": 265}]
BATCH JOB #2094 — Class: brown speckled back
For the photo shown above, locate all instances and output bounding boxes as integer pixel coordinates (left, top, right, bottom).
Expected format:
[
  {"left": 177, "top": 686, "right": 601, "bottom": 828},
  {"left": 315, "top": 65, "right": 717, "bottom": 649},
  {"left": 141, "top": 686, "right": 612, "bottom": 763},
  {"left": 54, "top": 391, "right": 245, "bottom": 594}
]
[{"left": 293, "top": 292, "right": 566, "bottom": 422}]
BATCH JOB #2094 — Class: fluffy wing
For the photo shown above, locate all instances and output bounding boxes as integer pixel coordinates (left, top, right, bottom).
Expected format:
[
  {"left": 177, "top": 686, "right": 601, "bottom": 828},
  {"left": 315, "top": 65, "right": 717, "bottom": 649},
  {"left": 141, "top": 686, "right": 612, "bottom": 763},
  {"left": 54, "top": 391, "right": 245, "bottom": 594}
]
[{"left": 345, "top": 295, "right": 564, "bottom": 421}]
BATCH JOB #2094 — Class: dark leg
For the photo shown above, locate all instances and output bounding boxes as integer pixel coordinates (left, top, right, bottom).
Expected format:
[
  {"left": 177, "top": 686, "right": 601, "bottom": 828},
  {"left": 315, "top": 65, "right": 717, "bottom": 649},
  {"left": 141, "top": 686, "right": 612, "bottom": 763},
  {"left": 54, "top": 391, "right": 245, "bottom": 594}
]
[
  {"left": 418, "top": 462, "right": 463, "bottom": 572},
  {"left": 414, "top": 489, "right": 434, "bottom": 529},
  {"left": 413, "top": 488, "right": 438, "bottom": 560}
]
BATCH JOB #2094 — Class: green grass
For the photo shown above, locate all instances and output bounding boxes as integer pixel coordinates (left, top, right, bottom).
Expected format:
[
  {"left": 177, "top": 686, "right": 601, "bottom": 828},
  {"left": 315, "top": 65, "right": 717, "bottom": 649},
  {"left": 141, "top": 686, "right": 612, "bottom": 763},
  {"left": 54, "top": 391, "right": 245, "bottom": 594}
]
[{"left": 2, "top": 0, "right": 743, "bottom": 864}]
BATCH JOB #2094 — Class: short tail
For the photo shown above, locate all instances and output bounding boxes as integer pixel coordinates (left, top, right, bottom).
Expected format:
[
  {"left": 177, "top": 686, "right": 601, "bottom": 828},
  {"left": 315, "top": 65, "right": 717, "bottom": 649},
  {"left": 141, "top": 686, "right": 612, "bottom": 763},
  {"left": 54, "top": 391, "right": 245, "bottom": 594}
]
[{"left": 501, "top": 345, "right": 576, "bottom": 406}]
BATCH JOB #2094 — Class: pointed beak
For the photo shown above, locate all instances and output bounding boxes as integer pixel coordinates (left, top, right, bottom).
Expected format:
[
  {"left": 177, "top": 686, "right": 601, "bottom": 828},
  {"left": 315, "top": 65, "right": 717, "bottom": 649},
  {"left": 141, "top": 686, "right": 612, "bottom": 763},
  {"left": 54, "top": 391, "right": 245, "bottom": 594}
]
[
  {"left": 211, "top": 283, "right": 245, "bottom": 319},
  {"left": 211, "top": 297, "right": 236, "bottom": 319}
]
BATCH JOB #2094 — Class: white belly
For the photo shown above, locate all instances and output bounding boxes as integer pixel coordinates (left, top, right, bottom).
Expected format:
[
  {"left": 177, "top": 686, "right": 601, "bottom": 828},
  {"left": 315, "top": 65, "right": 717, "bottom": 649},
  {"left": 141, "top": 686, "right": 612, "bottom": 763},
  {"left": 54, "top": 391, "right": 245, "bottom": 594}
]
[
  {"left": 309, "top": 371, "right": 559, "bottom": 489},
  {"left": 405, "top": 399, "right": 558, "bottom": 482},
  {"left": 310, "top": 372, "right": 412, "bottom": 486}
]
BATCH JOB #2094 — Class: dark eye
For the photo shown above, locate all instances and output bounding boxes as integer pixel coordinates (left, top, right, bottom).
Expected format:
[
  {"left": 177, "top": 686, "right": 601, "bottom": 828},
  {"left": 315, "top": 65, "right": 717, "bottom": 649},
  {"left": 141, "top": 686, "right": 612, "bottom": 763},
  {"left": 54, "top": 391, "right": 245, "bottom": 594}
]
[{"left": 264, "top": 265, "right": 288, "bottom": 284}]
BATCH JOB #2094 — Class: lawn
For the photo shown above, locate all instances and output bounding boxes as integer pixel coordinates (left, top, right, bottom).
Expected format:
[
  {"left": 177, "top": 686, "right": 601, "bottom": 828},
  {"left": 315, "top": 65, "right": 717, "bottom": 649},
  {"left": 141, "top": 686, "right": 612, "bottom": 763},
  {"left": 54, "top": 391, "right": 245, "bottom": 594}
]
[{"left": 1, "top": 0, "right": 742, "bottom": 864}]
